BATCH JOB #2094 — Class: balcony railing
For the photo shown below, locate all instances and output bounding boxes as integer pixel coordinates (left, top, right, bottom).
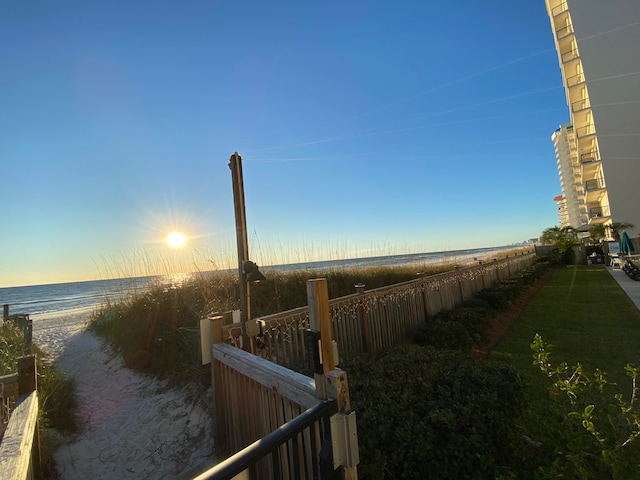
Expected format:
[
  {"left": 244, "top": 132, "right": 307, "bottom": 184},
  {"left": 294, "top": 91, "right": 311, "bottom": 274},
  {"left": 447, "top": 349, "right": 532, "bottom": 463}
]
[
  {"left": 567, "top": 72, "right": 585, "bottom": 87},
  {"left": 572, "top": 98, "right": 590, "bottom": 112},
  {"left": 561, "top": 49, "right": 579, "bottom": 63},
  {"left": 576, "top": 124, "right": 596, "bottom": 138},
  {"left": 585, "top": 179, "right": 605, "bottom": 191},
  {"left": 580, "top": 150, "right": 600, "bottom": 163},
  {"left": 589, "top": 205, "right": 611, "bottom": 219},
  {"left": 552, "top": 1, "right": 568, "bottom": 16},
  {"left": 556, "top": 24, "right": 574, "bottom": 39}
]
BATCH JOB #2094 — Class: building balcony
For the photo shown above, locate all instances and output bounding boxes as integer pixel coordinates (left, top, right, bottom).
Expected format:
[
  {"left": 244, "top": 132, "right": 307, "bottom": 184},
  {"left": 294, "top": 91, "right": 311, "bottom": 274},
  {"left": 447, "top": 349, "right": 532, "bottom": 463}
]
[
  {"left": 576, "top": 124, "right": 596, "bottom": 138},
  {"left": 552, "top": 1, "right": 568, "bottom": 16},
  {"left": 561, "top": 48, "right": 580, "bottom": 63},
  {"left": 567, "top": 72, "right": 585, "bottom": 87},
  {"left": 556, "top": 23, "right": 574, "bottom": 40},
  {"left": 580, "top": 150, "right": 600, "bottom": 163},
  {"left": 572, "top": 98, "right": 591, "bottom": 113},
  {"left": 588, "top": 205, "right": 611, "bottom": 223},
  {"left": 585, "top": 179, "right": 605, "bottom": 191}
]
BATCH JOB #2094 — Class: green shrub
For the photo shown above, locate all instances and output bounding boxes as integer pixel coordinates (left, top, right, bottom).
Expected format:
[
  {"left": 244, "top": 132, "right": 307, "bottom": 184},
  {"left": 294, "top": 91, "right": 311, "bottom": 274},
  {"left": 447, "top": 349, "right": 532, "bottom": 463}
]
[
  {"left": 342, "top": 345, "right": 526, "bottom": 480},
  {"left": 410, "top": 318, "right": 473, "bottom": 351},
  {"left": 476, "top": 287, "right": 512, "bottom": 310}
]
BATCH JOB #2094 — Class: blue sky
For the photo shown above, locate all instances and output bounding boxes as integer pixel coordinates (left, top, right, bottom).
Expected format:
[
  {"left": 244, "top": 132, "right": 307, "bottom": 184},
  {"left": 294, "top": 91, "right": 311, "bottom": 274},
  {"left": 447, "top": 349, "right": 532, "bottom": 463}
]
[{"left": 1, "top": 0, "right": 568, "bottom": 287}]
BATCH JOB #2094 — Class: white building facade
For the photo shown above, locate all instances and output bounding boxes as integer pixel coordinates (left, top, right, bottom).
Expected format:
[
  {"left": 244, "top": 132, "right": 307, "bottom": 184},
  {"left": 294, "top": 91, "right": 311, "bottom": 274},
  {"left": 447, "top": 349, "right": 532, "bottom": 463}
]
[{"left": 545, "top": 0, "right": 640, "bottom": 238}]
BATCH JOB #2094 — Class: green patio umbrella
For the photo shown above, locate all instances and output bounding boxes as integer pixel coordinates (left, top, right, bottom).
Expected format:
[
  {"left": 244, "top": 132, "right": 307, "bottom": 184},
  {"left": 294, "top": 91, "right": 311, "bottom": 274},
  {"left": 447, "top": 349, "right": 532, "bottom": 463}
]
[{"left": 621, "top": 231, "right": 635, "bottom": 255}]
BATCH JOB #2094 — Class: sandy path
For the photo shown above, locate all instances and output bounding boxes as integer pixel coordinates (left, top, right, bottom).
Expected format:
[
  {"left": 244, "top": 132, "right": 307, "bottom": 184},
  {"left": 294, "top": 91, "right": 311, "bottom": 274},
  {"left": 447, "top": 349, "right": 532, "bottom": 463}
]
[{"left": 32, "top": 310, "right": 217, "bottom": 479}]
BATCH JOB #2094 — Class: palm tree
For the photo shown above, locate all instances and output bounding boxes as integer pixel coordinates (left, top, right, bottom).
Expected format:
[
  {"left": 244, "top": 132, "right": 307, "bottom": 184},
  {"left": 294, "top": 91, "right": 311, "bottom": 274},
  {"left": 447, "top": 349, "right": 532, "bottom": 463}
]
[
  {"left": 588, "top": 224, "right": 607, "bottom": 244},
  {"left": 541, "top": 226, "right": 578, "bottom": 246},
  {"left": 540, "top": 226, "right": 578, "bottom": 264},
  {"left": 608, "top": 222, "right": 635, "bottom": 242}
]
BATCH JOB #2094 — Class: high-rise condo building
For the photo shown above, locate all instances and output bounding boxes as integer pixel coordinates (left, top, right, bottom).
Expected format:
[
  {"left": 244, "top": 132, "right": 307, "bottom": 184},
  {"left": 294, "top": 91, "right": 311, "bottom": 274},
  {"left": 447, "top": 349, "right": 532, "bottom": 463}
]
[{"left": 545, "top": 0, "right": 640, "bottom": 239}]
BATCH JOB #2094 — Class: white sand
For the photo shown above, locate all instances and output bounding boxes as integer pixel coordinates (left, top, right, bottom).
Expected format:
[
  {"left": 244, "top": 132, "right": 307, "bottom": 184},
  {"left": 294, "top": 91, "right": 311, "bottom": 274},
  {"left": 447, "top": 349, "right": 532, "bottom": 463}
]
[{"left": 32, "top": 310, "right": 217, "bottom": 479}]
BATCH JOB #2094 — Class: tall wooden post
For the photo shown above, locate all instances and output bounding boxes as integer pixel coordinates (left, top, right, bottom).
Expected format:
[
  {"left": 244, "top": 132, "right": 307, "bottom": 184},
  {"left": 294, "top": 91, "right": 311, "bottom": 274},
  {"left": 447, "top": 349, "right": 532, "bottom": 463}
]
[
  {"left": 3, "top": 304, "right": 8, "bottom": 321},
  {"left": 229, "top": 152, "right": 251, "bottom": 351}
]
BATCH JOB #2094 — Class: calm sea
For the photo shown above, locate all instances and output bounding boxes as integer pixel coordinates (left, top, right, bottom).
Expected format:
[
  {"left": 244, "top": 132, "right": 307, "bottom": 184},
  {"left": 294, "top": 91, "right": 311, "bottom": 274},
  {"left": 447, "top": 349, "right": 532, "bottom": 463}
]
[{"left": 1, "top": 245, "right": 518, "bottom": 318}]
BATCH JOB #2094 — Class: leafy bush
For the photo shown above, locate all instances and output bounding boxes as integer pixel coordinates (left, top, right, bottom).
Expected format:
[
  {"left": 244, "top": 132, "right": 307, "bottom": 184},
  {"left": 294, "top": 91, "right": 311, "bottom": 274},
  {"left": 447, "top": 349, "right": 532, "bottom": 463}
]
[
  {"left": 531, "top": 334, "right": 640, "bottom": 479},
  {"left": 342, "top": 345, "right": 526, "bottom": 480},
  {"left": 410, "top": 318, "right": 473, "bottom": 351},
  {"left": 476, "top": 287, "right": 513, "bottom": 310}
]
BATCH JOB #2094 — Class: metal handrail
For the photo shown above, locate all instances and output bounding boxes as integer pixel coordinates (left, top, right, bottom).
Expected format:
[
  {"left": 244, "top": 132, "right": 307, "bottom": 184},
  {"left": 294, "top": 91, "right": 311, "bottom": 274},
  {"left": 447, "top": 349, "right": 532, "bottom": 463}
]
[{"left": 194, "top": 399, "right": 338, "bottom": 480}]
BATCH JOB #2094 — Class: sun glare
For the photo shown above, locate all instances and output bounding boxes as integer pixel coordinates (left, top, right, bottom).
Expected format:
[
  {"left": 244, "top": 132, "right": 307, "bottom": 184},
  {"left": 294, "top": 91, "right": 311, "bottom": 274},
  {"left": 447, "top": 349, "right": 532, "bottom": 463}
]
[{"left": 166, "top": 231, "right": 187, "bottom": 248}]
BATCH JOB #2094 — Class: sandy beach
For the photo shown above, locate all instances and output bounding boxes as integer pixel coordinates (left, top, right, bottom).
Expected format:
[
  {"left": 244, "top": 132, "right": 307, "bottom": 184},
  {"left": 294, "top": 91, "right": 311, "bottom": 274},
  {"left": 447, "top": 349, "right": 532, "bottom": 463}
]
[{"left": 32, "top": 309, "right": 217, "bottom": 479}]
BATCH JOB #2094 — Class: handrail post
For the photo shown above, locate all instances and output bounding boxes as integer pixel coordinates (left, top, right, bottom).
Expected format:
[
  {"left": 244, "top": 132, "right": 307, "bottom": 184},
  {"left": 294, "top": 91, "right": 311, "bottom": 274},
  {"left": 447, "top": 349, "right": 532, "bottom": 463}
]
[{"left": 307, "top": 278, "right": 359, "bottom": 479}]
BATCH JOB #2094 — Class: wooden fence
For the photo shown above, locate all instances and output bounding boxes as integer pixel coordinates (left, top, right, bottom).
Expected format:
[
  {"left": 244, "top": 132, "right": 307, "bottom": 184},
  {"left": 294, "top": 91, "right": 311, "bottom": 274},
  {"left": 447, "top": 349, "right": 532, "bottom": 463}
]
[
  {"left": 0, "top": 355, "right": 42, "bottom": 480},
  {"left": 221, "top": 251, "right": 536, "bottom": 372},
  {"left": 203, "top": 279, "right": 358, "bottom": 479}
]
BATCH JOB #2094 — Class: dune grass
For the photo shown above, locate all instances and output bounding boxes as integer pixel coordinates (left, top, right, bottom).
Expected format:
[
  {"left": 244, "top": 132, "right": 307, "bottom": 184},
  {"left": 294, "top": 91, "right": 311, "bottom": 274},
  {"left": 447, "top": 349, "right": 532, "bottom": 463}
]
[{"left": 89, "top": 262, "right": 458, "bottom": 385}]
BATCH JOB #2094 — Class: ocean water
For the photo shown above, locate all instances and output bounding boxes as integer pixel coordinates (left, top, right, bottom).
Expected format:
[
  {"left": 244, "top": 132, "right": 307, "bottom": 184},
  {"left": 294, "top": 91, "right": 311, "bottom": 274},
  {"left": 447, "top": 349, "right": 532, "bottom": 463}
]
[{"left": 1, "top": 245, "right": 519, "bottom": 319}]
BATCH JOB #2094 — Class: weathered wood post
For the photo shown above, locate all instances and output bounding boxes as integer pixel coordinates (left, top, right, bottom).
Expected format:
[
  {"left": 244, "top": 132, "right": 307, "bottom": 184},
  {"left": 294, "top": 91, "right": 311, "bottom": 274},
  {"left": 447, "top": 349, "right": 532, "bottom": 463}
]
[
  {"left": 209, "top": 315, "right": 228, "bottom": 456},
  {"left": 19, "top": 354, "right": 41, "bottom": 479},
  {"left": 307, "top": 278, "right": 359, "bottom": 480},
  {"left": 355, "top": 283, "right": 371, "bottom": 353},
  {"left": 3, "top": 304, "right": 8, "bottom": 321}
]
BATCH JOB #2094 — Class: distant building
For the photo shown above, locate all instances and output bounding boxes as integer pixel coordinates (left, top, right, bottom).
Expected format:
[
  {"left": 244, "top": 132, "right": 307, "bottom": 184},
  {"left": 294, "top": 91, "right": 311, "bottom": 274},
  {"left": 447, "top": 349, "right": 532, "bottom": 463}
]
[
  {"left": 551, "top": 124, "right": 584, "bottom": 228},
  {"left": 545, "top": 0, "right": 640, "bottom": 238}
]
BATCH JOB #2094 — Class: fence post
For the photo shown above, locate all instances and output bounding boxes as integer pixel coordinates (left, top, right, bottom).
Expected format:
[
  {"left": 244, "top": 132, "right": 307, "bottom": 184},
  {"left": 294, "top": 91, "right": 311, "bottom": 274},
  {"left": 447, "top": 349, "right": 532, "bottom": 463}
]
[
  {"left": 307, "top": 278, "right": 359, "bottom": 479},
  {"left": 355, "top": 284, "right": 371, "bottom": 353},
  {"left": 3, "top": 304, "right": 8, "bottom": 321},
  {"left": 209, "top": 315, "right": 228, "bottom": 456},
  {"left": 308, "top": 279, "right": 335, "bottom": 399},
  {"left": 17, "top": 355, "right": 41, "bottom": 479},
  {"left": 17, "top": 355, "right": 36, "bottom": 395}
]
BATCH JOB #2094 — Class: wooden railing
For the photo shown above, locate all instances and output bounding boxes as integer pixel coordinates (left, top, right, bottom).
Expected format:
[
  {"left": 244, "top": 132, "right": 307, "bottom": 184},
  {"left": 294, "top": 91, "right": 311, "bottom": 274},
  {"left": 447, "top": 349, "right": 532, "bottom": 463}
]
[
  {"left": 221, "top": 252, "right": 536, "bottom": 372},
  {"left": 0, "top": 355, "right": 41, "bottom": 480},
  {"left": 205, "top": 278, "right": 359, "bottom": 479}
]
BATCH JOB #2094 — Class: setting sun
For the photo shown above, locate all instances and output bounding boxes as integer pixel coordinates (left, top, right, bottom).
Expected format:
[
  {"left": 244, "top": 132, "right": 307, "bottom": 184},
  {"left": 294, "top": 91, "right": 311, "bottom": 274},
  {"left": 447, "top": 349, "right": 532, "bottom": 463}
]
[{"left": 166, "top": 231, "right": 187, "bottom": 248}]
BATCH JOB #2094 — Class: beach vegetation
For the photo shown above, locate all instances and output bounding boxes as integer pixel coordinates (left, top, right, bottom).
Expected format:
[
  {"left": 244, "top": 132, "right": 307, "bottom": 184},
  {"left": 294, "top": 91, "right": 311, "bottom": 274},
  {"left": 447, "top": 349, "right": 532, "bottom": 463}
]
[
  {"left": 490, "top": 266, "right": 640, "bottom": 478},
  {"left": 0, "top": 321, "right": 78, "bottom": 478},
  {"left": 541, "top": 225, "right": 579, "bottom": 264},
  {"left": 342, "top": 345, "right": 526, "bottom": 480},
  {"left": 89, "top": 262, "right": 456, "bottom": 384}
]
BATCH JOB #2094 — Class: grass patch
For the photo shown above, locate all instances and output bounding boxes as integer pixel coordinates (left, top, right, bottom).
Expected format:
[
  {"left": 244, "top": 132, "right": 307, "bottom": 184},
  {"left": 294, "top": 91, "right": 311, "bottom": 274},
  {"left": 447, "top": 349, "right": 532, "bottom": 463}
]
[
  {"left": 491, "top": 266, "right": 640, "bottom": 386},
  {"left": 490, "top": 266, "right": 640, "bottom": 478}
]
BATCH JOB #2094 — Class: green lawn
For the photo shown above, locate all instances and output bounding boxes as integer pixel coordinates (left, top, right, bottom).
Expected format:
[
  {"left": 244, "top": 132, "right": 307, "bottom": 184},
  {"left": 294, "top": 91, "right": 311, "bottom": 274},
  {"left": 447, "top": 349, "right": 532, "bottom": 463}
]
[
  {"left": 490, "top": 266, "right": 640, "bottom": 478},
  {"left": 491, "top": 266, "right": 640, "bottom": 386}
]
